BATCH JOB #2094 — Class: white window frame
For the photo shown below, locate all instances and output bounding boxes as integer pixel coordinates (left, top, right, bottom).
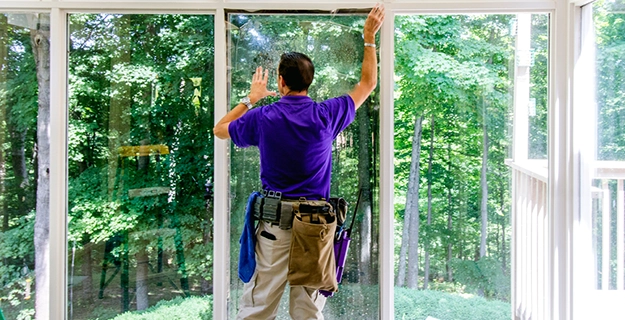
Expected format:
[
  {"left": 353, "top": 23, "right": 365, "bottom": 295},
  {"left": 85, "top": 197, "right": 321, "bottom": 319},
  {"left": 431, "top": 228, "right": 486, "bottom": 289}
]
[{"left": 0, "top": 1, "right": 583, "bottom": 319}]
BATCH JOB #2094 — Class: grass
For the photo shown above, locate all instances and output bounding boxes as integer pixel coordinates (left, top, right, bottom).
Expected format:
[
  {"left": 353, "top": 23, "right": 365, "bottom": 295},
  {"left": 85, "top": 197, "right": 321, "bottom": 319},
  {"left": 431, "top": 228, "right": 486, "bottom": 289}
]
[
  {"left": 63, "top": 284, "right": 510, "bottom": 320},
  {"left": 109, "top": 296, "right": 211, "bottom": 320},
  {"left": 395, "top": 287, "right": 510, "bottom": 320}
]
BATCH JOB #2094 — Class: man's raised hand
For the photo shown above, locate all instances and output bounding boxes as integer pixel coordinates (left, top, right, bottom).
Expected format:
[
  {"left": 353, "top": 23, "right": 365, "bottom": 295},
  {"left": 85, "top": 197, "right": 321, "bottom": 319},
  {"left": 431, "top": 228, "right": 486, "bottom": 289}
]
[
  {"left": 364, "top": 4, "right": 385, "bottom": 42},
  {"left": 249, "top": 66, "right": 276, "bottom": 104}
]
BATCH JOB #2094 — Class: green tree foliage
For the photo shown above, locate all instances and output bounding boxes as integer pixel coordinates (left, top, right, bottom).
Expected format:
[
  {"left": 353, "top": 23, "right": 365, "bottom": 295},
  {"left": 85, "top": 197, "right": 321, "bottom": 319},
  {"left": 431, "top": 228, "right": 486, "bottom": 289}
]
[
  {"left": 528, "top": 14, "right": 549, "bottom": 159},
  {"left": 393, "top": 14, "right": 547, "bottom": 300},
  {"left": 595, "top": 0, "right": 625, "bottom": 160},
  {"left": 65, "top": 13, "right": 215, "bottom": 316},
  {"left": 0, "top": 15, "right": 40, "bottom": 319},
  {"left": 0, "top": 8, "right": 573, "bottom": 319}
]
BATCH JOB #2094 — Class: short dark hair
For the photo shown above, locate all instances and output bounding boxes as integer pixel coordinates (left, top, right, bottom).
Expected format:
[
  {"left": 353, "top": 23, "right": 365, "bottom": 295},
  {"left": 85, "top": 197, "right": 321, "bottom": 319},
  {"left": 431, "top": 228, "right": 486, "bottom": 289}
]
[{"left": 278, "top": 52, "right": 314, "bottom": 92}]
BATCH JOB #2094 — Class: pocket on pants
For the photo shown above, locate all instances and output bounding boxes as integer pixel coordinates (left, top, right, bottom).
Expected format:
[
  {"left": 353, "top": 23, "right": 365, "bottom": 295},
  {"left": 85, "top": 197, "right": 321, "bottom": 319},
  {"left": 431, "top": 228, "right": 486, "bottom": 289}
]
[{"left": 287, "top": 216, "right": 338, "bottom": 292}]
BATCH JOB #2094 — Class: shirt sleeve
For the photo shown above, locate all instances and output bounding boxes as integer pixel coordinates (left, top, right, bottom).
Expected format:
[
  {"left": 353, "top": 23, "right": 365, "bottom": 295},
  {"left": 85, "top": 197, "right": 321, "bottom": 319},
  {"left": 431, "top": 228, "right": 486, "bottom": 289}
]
[
  {"left": 228, "top": 108, "right": 261, "bottom": 148},
  {"left": 323, "top": 95, "right": 356, "bottom": 138}
]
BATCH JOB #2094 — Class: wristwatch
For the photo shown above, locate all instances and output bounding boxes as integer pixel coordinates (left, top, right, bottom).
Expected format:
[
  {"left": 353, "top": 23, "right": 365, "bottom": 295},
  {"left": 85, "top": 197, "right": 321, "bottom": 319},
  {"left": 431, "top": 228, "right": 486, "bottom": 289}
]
[{"left": 240, "top": 96, "right": 254, "bottom": 109}]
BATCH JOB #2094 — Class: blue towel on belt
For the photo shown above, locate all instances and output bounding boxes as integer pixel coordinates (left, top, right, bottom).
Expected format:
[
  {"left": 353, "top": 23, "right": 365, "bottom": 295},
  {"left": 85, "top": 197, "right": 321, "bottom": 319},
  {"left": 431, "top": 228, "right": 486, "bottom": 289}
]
[{"left": 239, "top": 191, "right": 260, "bottom": 283}]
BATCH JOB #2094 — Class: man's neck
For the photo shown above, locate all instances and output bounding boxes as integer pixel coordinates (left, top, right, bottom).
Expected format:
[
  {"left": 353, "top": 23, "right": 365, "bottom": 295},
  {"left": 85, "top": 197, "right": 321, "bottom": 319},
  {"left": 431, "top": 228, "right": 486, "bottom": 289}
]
[{"left": 282, "top": 90, "right": 308, "bottom": 97}]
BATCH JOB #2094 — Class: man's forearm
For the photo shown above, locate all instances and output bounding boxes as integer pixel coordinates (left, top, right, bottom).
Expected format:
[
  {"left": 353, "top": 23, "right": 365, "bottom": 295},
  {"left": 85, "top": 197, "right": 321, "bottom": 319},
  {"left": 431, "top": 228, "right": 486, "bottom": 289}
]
[
  {"left": 360, "top": 34, "right": 378, "bottom": 90},
  {"left": 213, "top": 103, "right": 249, "bottom": 139},
  {"left": 348, "top": 34, "right": 379, "bottom": 109}
]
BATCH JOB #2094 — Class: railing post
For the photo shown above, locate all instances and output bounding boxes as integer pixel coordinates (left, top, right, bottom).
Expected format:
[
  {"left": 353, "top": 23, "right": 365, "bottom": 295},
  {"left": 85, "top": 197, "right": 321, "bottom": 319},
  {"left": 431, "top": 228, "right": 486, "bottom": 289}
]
[{"left": 617, "top": 179, "right": 624, "bottom": 290}]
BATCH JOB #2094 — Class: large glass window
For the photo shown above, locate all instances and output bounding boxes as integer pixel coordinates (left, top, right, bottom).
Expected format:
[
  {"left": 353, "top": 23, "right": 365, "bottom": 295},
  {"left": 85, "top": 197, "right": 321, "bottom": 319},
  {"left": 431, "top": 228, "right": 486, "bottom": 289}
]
[
  {"left": 227, "top": 13, "right": 381, "bottom": 319},
  {"left": 573, "top": 2, "right": 625, "bottom": 318},
  {"left": 393, "top": 13, "right": 549, "bottom": 319},
  {"left": 586, "top": 0, "right": 625, "bottom": 298},
  {"left": 67, "top": 14, "right": 214, "bottom": 319},
  {"left": 0, "top": 13, "right": 50, "bottom": 319},
  {"left": 0, "top": 13, "right": 49, "bottom": 320}
]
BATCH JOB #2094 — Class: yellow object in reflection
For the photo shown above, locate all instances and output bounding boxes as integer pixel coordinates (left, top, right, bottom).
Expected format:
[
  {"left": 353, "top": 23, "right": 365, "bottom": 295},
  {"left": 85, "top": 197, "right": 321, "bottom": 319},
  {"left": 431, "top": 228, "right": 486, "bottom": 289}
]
[{"left": 117, "top": 144, "right": 169, "bottom": 157}]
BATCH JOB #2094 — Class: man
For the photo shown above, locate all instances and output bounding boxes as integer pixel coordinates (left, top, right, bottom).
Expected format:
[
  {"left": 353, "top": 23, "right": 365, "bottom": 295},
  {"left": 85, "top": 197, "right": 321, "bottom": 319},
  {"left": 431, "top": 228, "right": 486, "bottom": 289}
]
[{"left": 214, "top": 5, "right": 385, "bottom": 320}]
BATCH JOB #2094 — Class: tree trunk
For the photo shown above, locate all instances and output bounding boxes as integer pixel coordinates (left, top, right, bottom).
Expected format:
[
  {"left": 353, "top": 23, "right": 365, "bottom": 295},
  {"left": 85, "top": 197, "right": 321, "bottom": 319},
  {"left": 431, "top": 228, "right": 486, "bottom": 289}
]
[
  {"left": 135, "top": 246, "right": 149, "bottom": 310},
  {"left": 423, "top": 115, "right": 435, "bottom": 289},
  {"left": 447, "top": 183, "right": 453, "bottom": 282},
  {"left": 406, "top": 116, "right": 423, "bottom": 289},
  {"left": 370, "top": 108, "right": 380, "bottom": 284},
  {"left": 135, "top": 144, "right": 150, "bottom": 310},
  {"left": 4, "top": 13, "right": 30, "bottom": 217},
  {"left": 500, "top": 176, "right": 507, "bottom": 275},
  {"left": 357, "top": 102, "right": 372, "bottom": 285},
  {"left": 0, "top": 14, "right": 7, "bottom": 232},
  {"left": 106, "top": 18, "right": 131, "bottom": 311},
  {"left": 396, "top": 202, "right": 410, "bottom": 287},
  {"left": 502, "top": 214, "right": 507, "bottom": 274},
  {"left": 446, "top": 141, "right": 453, "bottom": 282},
  {"left": 31, "top": 14, "right": 51, "bottom": 320},
  {"left": 201, "top": 182, "right": 213, "bottom": 295},
  {"left": 108, "top": 16, "right": 131, "bottom": 200},
  {"left": 8, "top": 121, "right": 28, "bottom": 216},
  {"left": 459, "top": 185, "right": 467, "bottom": 261},
  {"left": 81, "top": 241, "right": 93, "bottom": 301},
  {"left": 479, "top": 119, "right": 489, "bottom": 258}
]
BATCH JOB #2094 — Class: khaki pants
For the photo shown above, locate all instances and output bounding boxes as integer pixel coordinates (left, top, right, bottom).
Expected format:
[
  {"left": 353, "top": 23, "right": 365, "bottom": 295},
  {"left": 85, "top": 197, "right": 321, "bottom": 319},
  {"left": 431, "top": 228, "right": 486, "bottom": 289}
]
[{"left": 237, "top": 221, "right": 327, "bottom": 320}]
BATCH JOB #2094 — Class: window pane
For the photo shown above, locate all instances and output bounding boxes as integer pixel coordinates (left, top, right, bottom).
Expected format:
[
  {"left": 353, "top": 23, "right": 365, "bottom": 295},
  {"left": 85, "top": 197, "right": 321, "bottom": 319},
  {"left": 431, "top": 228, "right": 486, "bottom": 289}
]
[
  {"left": 590, "top": 0, "right": 625, "bottom": 292},
  {"left": 67, "top": 14, "right": 214, "bottom": 318},
  {"left": 0, "top": 13, "right": 49, "bottom": 320},
  {"left": 596, "top": 0, "right": 625, "bottom": 161},
  {"left": 227, "top": 14, "right": 380, "bottom": 319},
  {"left": 394, "top": 13, "right": 549, "bottom": 319}
]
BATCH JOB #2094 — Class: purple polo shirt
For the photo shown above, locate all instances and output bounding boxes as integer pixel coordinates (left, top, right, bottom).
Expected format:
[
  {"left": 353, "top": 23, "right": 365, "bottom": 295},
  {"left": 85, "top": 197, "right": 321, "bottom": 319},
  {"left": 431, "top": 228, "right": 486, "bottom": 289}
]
[{"left": 229, "top": 95, "right": 355, "bottom": 200}]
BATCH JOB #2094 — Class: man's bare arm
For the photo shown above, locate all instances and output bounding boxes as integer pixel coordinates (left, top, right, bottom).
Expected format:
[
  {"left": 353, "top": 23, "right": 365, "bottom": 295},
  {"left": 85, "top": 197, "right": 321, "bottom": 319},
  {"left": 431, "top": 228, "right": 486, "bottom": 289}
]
[{"left": 349, "top": 4, "right": 385, "bottom": 110}]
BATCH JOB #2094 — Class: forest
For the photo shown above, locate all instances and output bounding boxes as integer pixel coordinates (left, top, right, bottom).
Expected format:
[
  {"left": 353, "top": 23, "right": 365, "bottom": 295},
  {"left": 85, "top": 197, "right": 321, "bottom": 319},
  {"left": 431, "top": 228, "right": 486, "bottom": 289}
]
[{"left": 0, "top": 1, "right": 623, "bottom": 319}]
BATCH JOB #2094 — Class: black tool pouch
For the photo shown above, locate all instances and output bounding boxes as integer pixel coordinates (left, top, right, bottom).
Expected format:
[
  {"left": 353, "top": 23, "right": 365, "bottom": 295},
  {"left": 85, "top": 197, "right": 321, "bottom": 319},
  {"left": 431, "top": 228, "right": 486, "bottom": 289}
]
[
  {"left": 329, "top": 197, "right": 347, "bottom": 227},
  {"left": 279, "top": 201, "right": 295, "bottom": 230},
  {"left": 253, "top": 194, "right": 264, "bottom": 220},
  {"left": 253, "top": 190, "right": 282, "bottom": 222}
]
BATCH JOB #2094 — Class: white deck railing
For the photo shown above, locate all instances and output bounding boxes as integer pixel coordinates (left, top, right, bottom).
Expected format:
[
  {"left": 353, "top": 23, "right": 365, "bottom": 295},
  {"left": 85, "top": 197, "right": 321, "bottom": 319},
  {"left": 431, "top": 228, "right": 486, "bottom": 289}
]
[
  {"left": 507, "top": 159, "right": 549, "bottom": 320},
  {"left": 508, "top": 159, "right": 625, "bottom": 320},
  {"left": 591, "top": 161, "right": 625, "bottom": 292}
]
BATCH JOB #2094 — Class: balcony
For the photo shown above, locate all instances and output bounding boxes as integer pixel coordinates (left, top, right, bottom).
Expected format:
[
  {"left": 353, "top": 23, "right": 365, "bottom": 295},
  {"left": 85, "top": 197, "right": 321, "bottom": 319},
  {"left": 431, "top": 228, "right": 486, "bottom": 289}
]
[{"left": 508, "top": 159, "right": 625, "bottom": 320}]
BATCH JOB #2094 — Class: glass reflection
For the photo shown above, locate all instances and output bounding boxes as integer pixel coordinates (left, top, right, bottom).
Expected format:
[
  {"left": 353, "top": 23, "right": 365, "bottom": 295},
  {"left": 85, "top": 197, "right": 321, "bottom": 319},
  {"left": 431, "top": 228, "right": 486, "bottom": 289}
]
[
  {"left": 67, "top": 14, "right": 214, "bottom": 319},
  {"left": 227, "top": 13, "right": 381, "bottom": 319},
  {"left": 590, "top": 0, "right": 625, "bottom": 291},
  {"left": 0, "top": 13, "right": 49, "bottom": 320}
]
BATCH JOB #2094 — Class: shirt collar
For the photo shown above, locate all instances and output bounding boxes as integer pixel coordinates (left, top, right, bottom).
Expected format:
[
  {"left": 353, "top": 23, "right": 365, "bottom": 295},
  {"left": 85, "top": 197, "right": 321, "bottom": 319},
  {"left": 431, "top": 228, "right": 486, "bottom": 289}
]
[{"left": 278, "top": 95, "right": 312, "bottom": 103}]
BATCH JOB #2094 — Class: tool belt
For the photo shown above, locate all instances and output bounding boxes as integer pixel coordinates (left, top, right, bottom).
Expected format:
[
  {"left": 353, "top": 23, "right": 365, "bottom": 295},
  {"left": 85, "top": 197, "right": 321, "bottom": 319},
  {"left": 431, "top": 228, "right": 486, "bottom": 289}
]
[
  {"left": 253, "top": 190, "right": 346, "bottom": 230},
  {"left": 251, "top": 190, "right": 347, "bottom": 292}
]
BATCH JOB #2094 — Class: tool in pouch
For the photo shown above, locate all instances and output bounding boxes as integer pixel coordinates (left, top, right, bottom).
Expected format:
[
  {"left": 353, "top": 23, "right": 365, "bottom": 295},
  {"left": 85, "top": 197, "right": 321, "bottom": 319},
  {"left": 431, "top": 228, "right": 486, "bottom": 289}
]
[{"left": 319, "top": 189, "right": 362, "bottom": 297}]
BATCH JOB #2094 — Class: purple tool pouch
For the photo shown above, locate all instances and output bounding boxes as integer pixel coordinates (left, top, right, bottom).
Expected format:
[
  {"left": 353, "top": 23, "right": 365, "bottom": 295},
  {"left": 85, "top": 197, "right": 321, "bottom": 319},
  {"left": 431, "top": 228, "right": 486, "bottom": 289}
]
[
  {"left": 320, "top": 190, "right": 361, "bottom": 298},
  {"left": 320, "top": 229, "right": 351, "bottom": 297}
]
